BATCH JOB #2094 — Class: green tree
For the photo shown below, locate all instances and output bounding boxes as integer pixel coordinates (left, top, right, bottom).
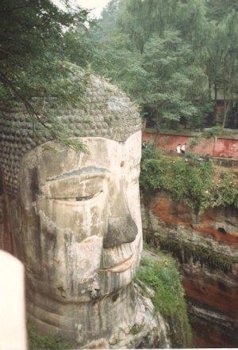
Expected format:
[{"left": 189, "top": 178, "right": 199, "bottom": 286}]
[
  {"left": 91, "top": 0, "right": 146, "bottom": 97},
  {"left": 139, "top": 31, "right": 208, "bottom": 130},
  {"left": 90, "top": 0, "right": 237, "bottom": 130},
  {"left": 117, "top": 0, "right": 179, "bottom": 53},
  {"left": 99, "top": 0, "right": 121, "bottom": 38},
  {"left": 0, "top": 0, "right": 90, "bottom": 144},
  {"left": 204, "top": 8, "right": 238, "bottom": 127},
  {"left": 207, "top": 0, "right": 238, "bottom": 20},
  {"left": 91, "top": 0, "right": 210, "bottom": 130}
]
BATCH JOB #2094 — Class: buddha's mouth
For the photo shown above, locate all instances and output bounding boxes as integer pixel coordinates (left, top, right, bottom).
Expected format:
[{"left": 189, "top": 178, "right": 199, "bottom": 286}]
[
  {"left": 100, "top": 238, "right": 138, "bottom": 272},
  {"left": 100, "top": 254, "right": 135, "bottom": 273}
]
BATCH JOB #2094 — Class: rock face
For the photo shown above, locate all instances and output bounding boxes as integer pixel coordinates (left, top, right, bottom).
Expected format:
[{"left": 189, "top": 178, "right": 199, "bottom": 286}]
[
  {"left": 16, "top": 133, "right": 146, "bottom": 347},
  {"left": 141, "top": 192, "right": 238, "bottom": 347},
  {"left": 0, "top": 136, "right": 171, "bottom": 348},
  {"left": 0, "top": 70, "right": 170, "bottom": 348}
]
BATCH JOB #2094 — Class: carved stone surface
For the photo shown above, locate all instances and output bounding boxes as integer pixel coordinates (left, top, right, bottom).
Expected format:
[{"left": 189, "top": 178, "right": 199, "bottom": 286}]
[
  {"left": 0, "top": 73, "right": 168, "bottom": 347},
  {"left": 0, "top": 71, "right": 141, "bottom": 197}
]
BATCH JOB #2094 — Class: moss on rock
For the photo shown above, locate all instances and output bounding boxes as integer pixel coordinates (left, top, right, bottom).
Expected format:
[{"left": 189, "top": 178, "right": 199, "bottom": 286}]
[
  {"left": 158, "top": 233, "right": 237, "bottom": 273},
  {"left": 137, "top": 251, "right": 192, "bottom": 348},
  {"left": 27, "top": 322, "right": 75, "bottom": 350}
]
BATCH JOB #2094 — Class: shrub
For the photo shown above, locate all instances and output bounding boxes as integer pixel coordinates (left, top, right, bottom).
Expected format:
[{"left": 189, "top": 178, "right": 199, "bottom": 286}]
[
  {"left": 140, "top": 145, "right": 238, "bottom": 213},
  {"left": 28, "top": 322, "right": 74, "bottom": 350},
  {"left": 137, "top": 253, "right": 192, "bottom": 348}
]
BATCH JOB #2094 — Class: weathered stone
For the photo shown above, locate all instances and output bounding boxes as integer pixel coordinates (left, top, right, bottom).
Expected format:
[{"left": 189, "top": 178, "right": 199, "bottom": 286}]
[
  {"left": 0, "top": 72, "right": 169, "bottom": 348},
  {"left": 141, "top": 191, "right": 238, "bottom": 347},
  {"left": 0, "top": 69, "right": 141, "bottom": 196}
]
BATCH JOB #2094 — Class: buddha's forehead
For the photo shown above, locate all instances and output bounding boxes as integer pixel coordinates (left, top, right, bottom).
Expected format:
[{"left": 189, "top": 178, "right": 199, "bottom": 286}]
[{"left": 24, "top": 132, "right": 141, "bottom": 183}]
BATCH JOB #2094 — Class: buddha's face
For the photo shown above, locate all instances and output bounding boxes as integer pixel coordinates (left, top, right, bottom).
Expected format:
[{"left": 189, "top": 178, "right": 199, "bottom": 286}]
[{"left": 18, "top": 131, "right": 142, "bottom": 302}]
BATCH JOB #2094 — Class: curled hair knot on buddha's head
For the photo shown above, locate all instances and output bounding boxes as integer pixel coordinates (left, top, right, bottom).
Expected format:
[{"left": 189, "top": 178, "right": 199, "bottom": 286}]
[{"left": 0, "top": 68, "right": 141, "bottom": 197}]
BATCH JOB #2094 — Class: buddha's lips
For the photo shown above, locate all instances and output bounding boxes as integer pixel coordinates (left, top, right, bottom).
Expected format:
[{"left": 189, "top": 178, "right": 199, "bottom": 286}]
[{"left": 100, "top": 254, "right": 135, "bottom": 273}]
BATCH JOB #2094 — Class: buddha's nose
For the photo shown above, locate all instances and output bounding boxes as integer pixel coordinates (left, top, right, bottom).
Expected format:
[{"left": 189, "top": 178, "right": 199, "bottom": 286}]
[{"left": 103, "top": 191, "right": 138, "bottom": 249}]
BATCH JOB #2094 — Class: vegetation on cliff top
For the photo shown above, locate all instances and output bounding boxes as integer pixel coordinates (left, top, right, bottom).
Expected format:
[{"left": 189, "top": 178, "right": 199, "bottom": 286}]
[
  {"left": 137, "top": 251, "right": 192, "bottom": 348},
  {"left": 158, "top": 233, "right": 237, "bottom": 273},
  {"left": 140, "top": 144, "right": 238, "bottom": 214}
]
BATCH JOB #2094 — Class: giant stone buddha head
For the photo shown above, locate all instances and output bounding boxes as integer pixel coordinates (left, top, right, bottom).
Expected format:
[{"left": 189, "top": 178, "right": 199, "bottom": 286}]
[{"left": 0, "top": 70, "right": 142, "bottom": 346}]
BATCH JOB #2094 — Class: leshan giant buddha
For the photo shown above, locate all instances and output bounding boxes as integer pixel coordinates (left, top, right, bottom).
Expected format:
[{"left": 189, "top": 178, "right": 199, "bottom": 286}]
[{"left": 0, "top": 69, "right": 168, "bottom": 348}]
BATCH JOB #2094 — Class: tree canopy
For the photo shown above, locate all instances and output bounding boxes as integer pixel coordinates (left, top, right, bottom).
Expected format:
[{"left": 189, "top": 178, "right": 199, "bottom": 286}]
[
  {"left": 90, "top": 0, "right": 238, "bottom": 130},
  {"left": 0, "top": 0, "right": 90, "bottom": 145},
  {"left": 1, "top": 0, "right": 237, "bottom": 134}
]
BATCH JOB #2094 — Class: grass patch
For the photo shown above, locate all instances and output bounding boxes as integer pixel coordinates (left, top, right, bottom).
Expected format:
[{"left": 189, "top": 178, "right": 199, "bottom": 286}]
[
  {"left": 130, "top": 324, "right": 144, "bottom": 335},
  {"left": 27, "top": 322, "right": 74, "bottom": 350},
  {"left": 137, "top": 252, "right": 192, "bottom": 348}
]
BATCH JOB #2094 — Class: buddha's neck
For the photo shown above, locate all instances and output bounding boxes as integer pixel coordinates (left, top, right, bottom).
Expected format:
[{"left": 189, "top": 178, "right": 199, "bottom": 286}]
[{"left": 27, "top": 282, "right": 137, "bottom": 347}]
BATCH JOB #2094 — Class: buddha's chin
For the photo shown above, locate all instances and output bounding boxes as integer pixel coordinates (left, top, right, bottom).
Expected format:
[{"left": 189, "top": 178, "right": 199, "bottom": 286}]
[{"left": 98, "top": 236, "right": 141, "bottom": 295}]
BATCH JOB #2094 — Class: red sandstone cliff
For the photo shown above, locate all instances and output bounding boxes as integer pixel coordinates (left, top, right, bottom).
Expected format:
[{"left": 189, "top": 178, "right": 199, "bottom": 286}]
[
  {"left": 141, "top": 192, "right": 238, "bottom": 347},
  {"left": 143, "top": 130, "right": 238, "bottom": 158}
]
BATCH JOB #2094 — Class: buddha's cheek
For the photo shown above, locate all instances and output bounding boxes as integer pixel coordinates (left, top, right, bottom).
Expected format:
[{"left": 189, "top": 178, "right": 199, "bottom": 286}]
[
  {"left": 36, "top": 193, "right": 108, "bottom": 241},
  {"left": 27, "top": 196, "right": 109, "bottom": 300}
]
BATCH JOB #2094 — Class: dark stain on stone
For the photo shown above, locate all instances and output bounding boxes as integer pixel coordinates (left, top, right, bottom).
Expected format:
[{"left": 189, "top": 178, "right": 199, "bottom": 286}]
[
  {"left": 112, "top": 292, "right": 119, "bottom": 302},
  {"left": 0, "top": 172, "right": 3, "bottom": 194},
  {"left": 217, "top": 281, "right": 228, "bottom": 292},
  {"left": 29, "top": 167, "right": 39, "bottom": 202},
  {"left": 33, "top": 213, "right": 42, "bottom": 263},
  {"left": 218, "top": 227, "right": 227, "bottom": 235}
]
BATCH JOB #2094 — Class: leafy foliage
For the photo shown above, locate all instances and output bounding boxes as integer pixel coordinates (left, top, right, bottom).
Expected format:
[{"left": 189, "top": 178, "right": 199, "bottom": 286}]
[
  {"left": 140, "top": 30, "right": 208, "bottom": 129},
  {"left": 28, "top": 322, "right": 74, "bottom": 350},
  {"left": 140, "top": 144, "right": 238, "bottom": 213},
  {"left": 0, "top": 0, "right": 90, "bottom": 147},
  {"left": 137, "top": 253, "right": 192, "bottom": 348},
  {"left": 210, "top": 172, "right": 238, "bottom": 208},
  {"left": 0, "top": 0, "right": 87, "bottom": 100},
  {"left": 1, "top": 0, "right": 238, "bottom": 143},
  {"left": 90, "top": 0, "right": 238, "bottom": 130}
]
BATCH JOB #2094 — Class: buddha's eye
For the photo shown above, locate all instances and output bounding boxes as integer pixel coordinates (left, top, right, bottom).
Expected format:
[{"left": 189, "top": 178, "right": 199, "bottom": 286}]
[
  {"left": 74, "top": 190, "right": 103, "bottom": 202},
  {"left": 43, "top": 177, "right": 105, "bottom": 202},
  {"left": 75, "top": 194, "right": 94, "bottom": 201}
]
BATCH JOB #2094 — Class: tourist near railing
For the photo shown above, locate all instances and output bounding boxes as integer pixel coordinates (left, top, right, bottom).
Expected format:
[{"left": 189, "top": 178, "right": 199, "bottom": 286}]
[{"left": 142, "top": 129, "right": 238, "bottom": 159}]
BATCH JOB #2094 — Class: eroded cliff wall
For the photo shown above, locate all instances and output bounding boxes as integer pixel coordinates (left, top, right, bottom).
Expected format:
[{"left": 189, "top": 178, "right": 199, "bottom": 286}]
[{"left": 141, "top": 192, "right": 238, "bottom": 347}]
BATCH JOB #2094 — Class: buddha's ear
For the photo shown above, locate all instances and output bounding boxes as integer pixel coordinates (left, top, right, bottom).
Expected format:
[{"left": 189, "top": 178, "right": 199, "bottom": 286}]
[
  {"left": 18, "top": 147, "right": 37, "bottom": 207},
  {"left": 19, "top": 163, "right": 39, "bottom": 209},
  {"left": 28, "top": 166, "right": 40, "bottom": 202}
]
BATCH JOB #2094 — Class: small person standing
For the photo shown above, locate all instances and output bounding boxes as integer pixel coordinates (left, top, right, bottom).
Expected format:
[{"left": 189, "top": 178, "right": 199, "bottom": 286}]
[
  {"left": 181, "top": 143, "right": 186, "bottom": 155},
  {"left": 176, "top": 144, "right": 181, "bottom": 154}
]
